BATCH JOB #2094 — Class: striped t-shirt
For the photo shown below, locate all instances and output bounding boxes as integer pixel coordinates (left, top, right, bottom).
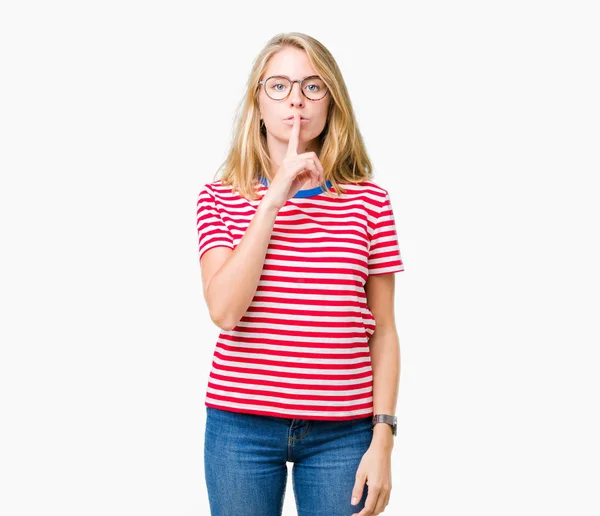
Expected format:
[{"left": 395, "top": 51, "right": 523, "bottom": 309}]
[{"left": 196, "top": 177, "right": 404, "bottom": 421}]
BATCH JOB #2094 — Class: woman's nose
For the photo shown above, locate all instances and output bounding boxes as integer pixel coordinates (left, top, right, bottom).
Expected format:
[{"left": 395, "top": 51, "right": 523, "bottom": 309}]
[{"left": 289, "top": 82, "right": 304, "bottom": 106}]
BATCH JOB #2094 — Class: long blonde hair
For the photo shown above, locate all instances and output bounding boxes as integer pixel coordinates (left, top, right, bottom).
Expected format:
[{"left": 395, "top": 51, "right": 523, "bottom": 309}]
[{"left": 213, "top": 32, "right": 374, "bottom": 201}]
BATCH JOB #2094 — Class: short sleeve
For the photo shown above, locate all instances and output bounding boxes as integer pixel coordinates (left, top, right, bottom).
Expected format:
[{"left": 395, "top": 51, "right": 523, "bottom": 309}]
[
  {"left": 368, "top": 190, "right": 405, "bottom": 275},
  {"left": 196, "top": 185, "right": 235, "bottom": 261}
]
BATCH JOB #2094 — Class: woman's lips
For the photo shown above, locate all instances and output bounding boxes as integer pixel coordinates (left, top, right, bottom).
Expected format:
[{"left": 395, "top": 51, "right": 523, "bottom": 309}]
[{"left": 283, "top": 118, "right": 309, "bottom": 124}]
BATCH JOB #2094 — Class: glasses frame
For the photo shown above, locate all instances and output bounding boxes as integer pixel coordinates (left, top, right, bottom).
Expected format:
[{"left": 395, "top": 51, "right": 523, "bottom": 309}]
[{"left": 258, "top": 75, "right": 329, "bottom": 101}]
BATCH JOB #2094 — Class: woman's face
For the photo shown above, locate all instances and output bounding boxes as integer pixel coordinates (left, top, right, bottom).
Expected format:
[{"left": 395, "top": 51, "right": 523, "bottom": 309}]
[{"left": 258, "top": 46, "right": 331, "bottom": 147}]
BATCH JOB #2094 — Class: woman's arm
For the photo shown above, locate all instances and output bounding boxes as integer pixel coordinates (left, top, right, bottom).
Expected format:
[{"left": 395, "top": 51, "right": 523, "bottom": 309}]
[
  {"left": 365, "top": 273, "right": 400, "bottom": 449},
  {"left": 200, "top": 198, "right": 280, "bottom": 331}
]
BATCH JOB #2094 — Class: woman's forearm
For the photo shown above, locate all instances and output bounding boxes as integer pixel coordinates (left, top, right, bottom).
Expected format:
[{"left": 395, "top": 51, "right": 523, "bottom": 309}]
[
  {"left": 206, "top": 197, "right": 280, "bottom": 331},
  {"left": 369, "top": 328, "right": 400, "bottom": 449}
]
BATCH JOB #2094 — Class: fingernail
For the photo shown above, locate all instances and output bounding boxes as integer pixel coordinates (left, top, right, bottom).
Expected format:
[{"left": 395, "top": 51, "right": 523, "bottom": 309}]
[{"left": 351, "top": 497, "right": 358, "bottom": 505}]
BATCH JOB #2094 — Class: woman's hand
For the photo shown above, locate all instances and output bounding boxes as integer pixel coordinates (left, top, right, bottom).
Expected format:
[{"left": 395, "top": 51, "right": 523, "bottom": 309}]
[
  {"left": 262, "top": 112, "right": 325, "bottom": 211},
  {"left": 350, "top": 443, "right": 393, "bottom": 515}
]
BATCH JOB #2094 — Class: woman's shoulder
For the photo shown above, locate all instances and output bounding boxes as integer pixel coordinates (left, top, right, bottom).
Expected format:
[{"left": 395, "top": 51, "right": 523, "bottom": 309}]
[
  {"left": 337, "top": 178, "right": 390, "bottom": 197},
  {"left": 199, "top": 179, "right": 230, "bottom": 192},
  {"left": 198, "top": 179, "right": 241, "bottom": 200}
]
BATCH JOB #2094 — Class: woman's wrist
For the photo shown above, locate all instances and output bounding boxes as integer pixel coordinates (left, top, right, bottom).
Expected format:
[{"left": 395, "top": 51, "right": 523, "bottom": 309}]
[
  {"left": 372, "top": 424, "right": 394, "bottom": 448},
  {"left": 260, "top": 191, "right": 284, "bottom": 213}
]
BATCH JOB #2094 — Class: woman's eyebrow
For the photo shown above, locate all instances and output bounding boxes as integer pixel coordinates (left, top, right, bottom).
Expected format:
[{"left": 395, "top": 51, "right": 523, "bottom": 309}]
[{"left": 268, "top": 74, "right": 319, "bottom": 80}]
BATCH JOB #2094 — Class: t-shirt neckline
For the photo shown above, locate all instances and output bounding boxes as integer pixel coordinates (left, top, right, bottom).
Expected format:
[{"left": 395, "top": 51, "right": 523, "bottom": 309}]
[{"left": 259, "top": 175, "right": 333, "bottom": 198}]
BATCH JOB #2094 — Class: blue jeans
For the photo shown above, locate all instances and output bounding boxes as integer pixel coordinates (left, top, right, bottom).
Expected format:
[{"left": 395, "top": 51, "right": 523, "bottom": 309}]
[{"left": 204, "top": 406, "right": 373, "bottom": 516}]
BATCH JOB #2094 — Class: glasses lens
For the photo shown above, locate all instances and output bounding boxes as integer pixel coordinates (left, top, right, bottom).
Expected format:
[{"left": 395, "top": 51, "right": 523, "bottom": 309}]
[
  {"left": 303, "top": 76, "right": 327, "bottom": 100},
  {"left": 264, "top": 76, "right": 328, "bottom": 100},
  {"left": 265, "top": 77, "right": 291, "bottom": 100}
]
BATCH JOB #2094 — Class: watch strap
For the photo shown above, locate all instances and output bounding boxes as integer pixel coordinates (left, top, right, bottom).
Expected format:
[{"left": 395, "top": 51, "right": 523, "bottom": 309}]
[{"left": 372, "top": 414, "right": 397, "bottom": 436}]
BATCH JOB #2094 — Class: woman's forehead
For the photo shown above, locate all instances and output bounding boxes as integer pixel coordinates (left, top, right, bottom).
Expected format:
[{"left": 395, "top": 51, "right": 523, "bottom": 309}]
[{"left": 264, "top": 47, "right": 316, "bottom": 78}]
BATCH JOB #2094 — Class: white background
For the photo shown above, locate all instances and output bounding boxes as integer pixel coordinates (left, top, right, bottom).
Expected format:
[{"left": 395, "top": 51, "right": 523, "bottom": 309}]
[{"left": 1, "top": 1, "right": 599, "bottom": 515}]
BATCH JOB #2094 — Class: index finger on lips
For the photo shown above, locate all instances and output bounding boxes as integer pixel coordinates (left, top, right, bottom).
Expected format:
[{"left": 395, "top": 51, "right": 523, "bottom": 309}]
[{"left": 285, "top": 112, "right": 301, "bottom": 157}]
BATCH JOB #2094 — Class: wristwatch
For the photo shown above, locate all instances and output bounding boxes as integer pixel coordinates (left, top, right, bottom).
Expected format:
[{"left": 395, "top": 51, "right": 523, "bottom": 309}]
[{"left": 372, "top": 414, "right": 397, "bottom": 436}]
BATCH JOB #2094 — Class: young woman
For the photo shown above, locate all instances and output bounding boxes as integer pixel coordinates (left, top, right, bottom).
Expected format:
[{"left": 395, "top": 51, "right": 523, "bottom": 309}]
[{"left": 196, "top": 32, "right": 405, "bottom": 516}]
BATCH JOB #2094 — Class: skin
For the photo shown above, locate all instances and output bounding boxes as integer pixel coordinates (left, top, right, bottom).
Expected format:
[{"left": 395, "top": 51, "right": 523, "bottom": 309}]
[{"left": 258, "top": 45, "right": 331, "bottom": 188}]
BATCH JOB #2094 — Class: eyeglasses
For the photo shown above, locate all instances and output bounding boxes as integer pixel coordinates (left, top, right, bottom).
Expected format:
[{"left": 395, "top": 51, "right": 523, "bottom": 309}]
[{"left": 258, "top": 75, "right": 329, "bottom": 101}]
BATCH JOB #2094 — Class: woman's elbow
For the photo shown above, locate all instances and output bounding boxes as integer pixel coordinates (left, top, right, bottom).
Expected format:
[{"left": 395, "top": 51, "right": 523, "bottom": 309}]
[{"left": 208, "top": 306, "right": 237, "bottom": 332}]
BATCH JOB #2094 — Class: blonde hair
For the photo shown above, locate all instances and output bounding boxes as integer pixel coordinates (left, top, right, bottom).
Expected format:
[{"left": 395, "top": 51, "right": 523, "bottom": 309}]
[{"left": 213, "top": 32, "right": 374, "bottom": 201}]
